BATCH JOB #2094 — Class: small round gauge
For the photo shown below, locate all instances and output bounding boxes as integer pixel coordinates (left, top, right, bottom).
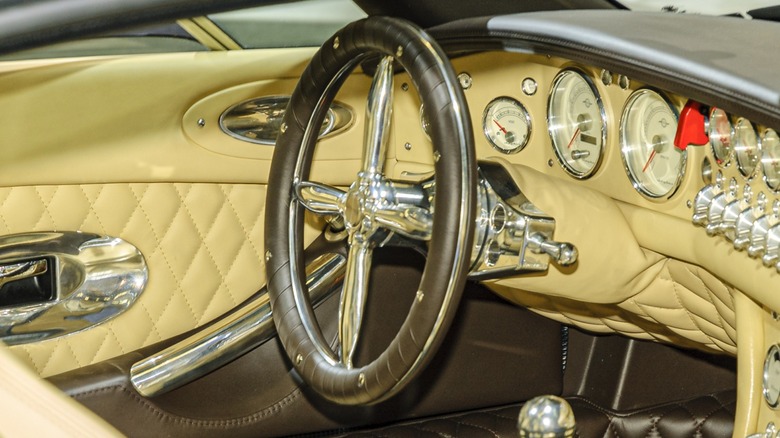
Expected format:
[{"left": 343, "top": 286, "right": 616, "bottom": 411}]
[
  {"left": 762, "top": 129, "right": 780, "bottom": 191},
  {"left": 548, "top": 70, "right": 606, "bottom": 178},
  {"left": 734, "top": 117, "right": 760, "bottom": 178},
  {"left": 420, "top": 104, "right": 431, "bottom": 140},
  {"left": 620, "top": 89, "right": 685, "bottom": 198},
  {"left": 708, "top": 107, "right": 733, "bottom": 165},
  {"left": 482, "top": 97, "right": 531, "bottom": 154},
  {"left": 764, "top": 344, "right": 780, "bottom": 409}
]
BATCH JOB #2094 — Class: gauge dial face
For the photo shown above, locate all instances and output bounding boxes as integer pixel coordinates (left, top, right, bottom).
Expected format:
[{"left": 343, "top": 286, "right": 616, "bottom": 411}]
[
  {"left": 482, "top": 97, "right": 531, "bottom": 154},
  {"left": 762, "top": 129, "right": 780, "bottom": 191},
  {"left": 620, "top": 89, "right": 685, "bottom": 198},
  {"left": 765, "top": 344, "right": 780, "bottom": 409},
  {"left": 708, "top": 107, "right": 733, "bottom": 165},
  {"left": 548, "top": 70, "right": 606, "bottom": 178},
  {"left": 734, "top": 117, "right": 760, "bottom": 178}
]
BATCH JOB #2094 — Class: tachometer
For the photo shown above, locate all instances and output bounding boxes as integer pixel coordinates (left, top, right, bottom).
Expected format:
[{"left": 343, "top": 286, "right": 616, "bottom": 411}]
[
  {"left": 548, "top": 70, "right": 606, "bottom": 178},
  {"left": 620, "top": 89, "right": 685, "bottom": 198},
  {"left": 482, "top": 97, "right": 531, "bottom": 154},
  {"left": 734, "top": 117, "right": 760, "bottom": 178},
  {"left": 762, "top": 129, "right": 780, "bottom": 191},
  {"left": 708, "top": 107, "right": 733, "bottom": 165}
]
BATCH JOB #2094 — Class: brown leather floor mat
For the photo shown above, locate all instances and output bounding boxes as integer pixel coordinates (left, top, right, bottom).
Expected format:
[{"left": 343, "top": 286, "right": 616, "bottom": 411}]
[{"left": 332, "top": 390, "right": 736, "bottom": 437}]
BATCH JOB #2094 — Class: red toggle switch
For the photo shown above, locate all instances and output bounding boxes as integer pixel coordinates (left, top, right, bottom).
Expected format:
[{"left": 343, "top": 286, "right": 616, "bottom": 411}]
[{"left": 674, "top": 100, "right": 709, "bottom": 151}]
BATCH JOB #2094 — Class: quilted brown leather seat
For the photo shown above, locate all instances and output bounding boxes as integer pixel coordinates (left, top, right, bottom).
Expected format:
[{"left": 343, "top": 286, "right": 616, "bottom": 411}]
[{"left": 334, "top": 390, "right": 736, "bottom": 437}]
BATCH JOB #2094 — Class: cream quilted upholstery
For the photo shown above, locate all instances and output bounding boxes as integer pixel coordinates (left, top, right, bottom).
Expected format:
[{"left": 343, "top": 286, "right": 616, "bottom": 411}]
[
  {"left": 4, "top": 183, "right": 270, "bottom": 377},
  {"left": 490, "top": 258, "right": 738, "bottom": 355}
]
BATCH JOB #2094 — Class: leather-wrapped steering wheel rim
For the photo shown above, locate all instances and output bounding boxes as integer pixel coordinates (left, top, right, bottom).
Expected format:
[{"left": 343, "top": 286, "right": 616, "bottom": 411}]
[{"left": 265, "top": 16, "right": 476, "bottom": 405}]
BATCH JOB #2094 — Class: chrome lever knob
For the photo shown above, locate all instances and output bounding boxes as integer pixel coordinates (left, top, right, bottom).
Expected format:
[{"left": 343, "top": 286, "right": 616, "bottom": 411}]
[
  {"left": 692, "top": 185, "right": 716, "bottom": 226},
  {"left": 528, "top": 233, "right": 578, "bottom": 267},
  {"left": 517, "top": 395, "right": 576, "bottom": 438},
  {"left": 705, "top": 193, "right": 728, "bottom": 236}
]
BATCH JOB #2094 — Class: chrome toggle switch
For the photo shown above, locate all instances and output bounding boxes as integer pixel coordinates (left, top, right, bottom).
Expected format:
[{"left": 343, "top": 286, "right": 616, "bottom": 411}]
[
  {"left": 763, "top": 225, "right": 780, "bottom": 267},
  {"left": 749, "top": 215, "right": 773, "bottom": 258},
  {"left": 719, "top": 200, "right": 743, "bottom": 241},
  {"left": 692, "top": 185, "right": 716, "bottom": 226},
  {"left": 517, "top": 395, "right": 576, "bottom": 438},
  {"left": 705, "top": 193, "right": 728, "bottom": 236},
  {"left": 733, "top": 207, "right": 757, "bottom": 250}
]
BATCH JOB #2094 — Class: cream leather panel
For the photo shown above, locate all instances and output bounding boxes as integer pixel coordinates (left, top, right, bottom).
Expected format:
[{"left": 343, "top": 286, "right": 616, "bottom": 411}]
[
  {"left": 0, "top": 341, "right": 122, "bottom": 437},
  {"left": 490, "top": 256, "right": 737, "bottom": 355},
  {"left": 1, "top": 182, "right": 299, "bottom": 377}
]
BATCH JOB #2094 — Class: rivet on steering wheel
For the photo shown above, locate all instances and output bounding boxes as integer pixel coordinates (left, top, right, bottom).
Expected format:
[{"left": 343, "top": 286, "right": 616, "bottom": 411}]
[{"left": 396, "top": 46, "right": 403, "bottom": 57}]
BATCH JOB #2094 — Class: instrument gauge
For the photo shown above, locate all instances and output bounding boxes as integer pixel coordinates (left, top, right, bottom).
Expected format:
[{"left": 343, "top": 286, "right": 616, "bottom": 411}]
[
  {"left": 548, "top": 70, "right": 606, "bottom": 178},
  {"left": 764, "top": 344, "right": 780, "bottom": 409},
  {"left": 762, "top": 129, "right": 780, "bottom": 191},
  {"left": 708, "top": 107, "right": 733, "bottom": 165},
  {"left": 734, "top": 118, "right": 760, "bottom": 178},
  {"left": 482, "top": 97, "right": 531, "bottom": 154},
  {"left": 620, "top": 89, "right": 685, "bottom": 199}
]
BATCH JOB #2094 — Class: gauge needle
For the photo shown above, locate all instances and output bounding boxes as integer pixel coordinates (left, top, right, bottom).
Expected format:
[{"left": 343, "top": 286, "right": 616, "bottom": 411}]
[
  {"left": 642, "top": 150, "right": 657, "bottom": 173},
  {"left": 493, "top": 119, "right": 507, "bottom": 134},
  {"left": 566, "top": 128, "right": 580, "bottom": 149}
]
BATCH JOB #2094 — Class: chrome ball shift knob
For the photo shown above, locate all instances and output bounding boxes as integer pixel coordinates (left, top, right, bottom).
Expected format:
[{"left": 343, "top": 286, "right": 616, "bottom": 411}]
[{"left": 517, "top": 395, "right": 576, "bottom": 438}]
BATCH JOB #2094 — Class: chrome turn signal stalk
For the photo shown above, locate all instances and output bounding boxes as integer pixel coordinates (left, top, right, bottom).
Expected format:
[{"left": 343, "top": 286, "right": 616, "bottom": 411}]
[{"left": 469, "top": 161, "right": 577, "bottom": 280}]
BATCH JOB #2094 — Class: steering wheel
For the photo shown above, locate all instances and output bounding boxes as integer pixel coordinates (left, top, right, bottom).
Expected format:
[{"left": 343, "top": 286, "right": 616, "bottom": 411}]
[{"left": 265, "top": 16, "right": 476, "bottom": 405}]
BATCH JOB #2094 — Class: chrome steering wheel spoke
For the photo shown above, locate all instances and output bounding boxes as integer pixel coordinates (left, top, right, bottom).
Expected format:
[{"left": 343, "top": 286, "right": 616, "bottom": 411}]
[
  {"left": 295, "top": 180, "right": 346, "bottom": 216},
  {"left": 339, "top": 237, "right": 372, "bottom": 368},
  {"left": 361, "top": 55, "right": 394, "bottom": 179}
]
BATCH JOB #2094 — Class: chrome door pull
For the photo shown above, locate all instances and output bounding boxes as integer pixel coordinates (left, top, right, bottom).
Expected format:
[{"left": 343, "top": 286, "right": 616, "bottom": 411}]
[{"left": 0, "top": 232, "right": 147, "bottom": 345}]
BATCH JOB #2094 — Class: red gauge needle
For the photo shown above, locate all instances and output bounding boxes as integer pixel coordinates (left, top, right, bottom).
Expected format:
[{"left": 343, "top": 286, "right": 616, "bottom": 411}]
[
  {"left": 493, "top": 119, "right": 507, "bottom": 134},
  {"left": 566, "top": 128, "right": 580, "bottom": 149},
  {"left": 642, "top": 150, "right": 657, "bottom": 173}
]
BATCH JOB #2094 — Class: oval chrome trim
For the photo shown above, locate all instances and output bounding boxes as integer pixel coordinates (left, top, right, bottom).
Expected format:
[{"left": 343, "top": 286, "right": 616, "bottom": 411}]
[{"left": 219, "top": 95, "right": 353, "bottom": 146}]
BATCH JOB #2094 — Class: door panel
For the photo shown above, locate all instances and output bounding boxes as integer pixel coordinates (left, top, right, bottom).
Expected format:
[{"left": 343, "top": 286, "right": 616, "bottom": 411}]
[{"left": 0, "top": 48, "right": 348, "bottom": 376}]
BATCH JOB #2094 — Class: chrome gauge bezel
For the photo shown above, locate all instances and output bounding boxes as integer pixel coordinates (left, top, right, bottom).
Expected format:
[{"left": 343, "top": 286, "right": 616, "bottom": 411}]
[
  {"left": 708, "top": 107, "right": 734, "bottom": 166},
  {"left": 734, "top": 117, "right": 761, "bottom": 179},
  {"left": 762, "top": 128, "right": 780, "bottom": 192},
  {"left": 764, "top": 344, "right": 780, "bottom": 409},
  {"left": 482, "top": 96, "right": 532, "bottom": 154},
  {"left": 619, "top": 88, "right": 686, "bottom": 200},
  {"left": 547, "top": 69, "right": 607, "bottom": 179}
]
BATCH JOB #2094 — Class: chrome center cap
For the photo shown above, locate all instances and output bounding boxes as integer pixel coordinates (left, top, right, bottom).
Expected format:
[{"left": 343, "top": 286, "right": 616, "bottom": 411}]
[{"left": 344, "top": 186, "right": 364, "bottom": 229}]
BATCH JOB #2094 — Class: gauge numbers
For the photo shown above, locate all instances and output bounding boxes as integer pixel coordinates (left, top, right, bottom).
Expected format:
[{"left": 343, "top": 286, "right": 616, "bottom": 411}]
[
  {"left": 482, "top": 97, "right": 531, "bottom": 154},
  {"left": 548, "top": 70, "right": 605, "bottom": 178},
  {"left": 734, "top": 117, "right": 760, "bottom": 178},
  {"left": 620, "top": 89, "right": 685, "bottom": 199},
  {"left": 708, "top": 107, "right": 733, "bottom": 165},
  {"left": 762, "top": 129, "right": 780, "bottom": 191}
]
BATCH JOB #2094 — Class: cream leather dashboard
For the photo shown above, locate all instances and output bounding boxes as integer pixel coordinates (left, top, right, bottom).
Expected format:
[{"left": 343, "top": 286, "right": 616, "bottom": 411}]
[{"left": 388, "top": 50, "right": 780, "bottom": 357}]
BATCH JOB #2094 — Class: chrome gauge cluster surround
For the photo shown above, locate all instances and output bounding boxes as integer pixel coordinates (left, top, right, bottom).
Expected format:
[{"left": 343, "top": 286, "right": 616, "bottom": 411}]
[
  {"left": 620, "top": 89, "right": 685, "bottom": 199},
  {"left": 547, "top": 69, "right": 606, "bottom": 179},
  {"left": 482, "top": 97, "right": 532, "bottom": 154}
]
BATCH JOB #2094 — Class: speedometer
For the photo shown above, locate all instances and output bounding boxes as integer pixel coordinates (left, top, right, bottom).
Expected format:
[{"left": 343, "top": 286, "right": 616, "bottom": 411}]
[
  {"left": 620, "top": 89, "right": 685, "bottom": 198},
  {"left": 548, "top": 70, "right": 606, "bottom": 178}
]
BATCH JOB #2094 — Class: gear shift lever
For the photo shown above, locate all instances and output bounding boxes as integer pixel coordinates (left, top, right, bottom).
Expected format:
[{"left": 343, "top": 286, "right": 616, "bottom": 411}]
[{"left": 517, "top": 395, "right": 576, "bottom": 438}]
